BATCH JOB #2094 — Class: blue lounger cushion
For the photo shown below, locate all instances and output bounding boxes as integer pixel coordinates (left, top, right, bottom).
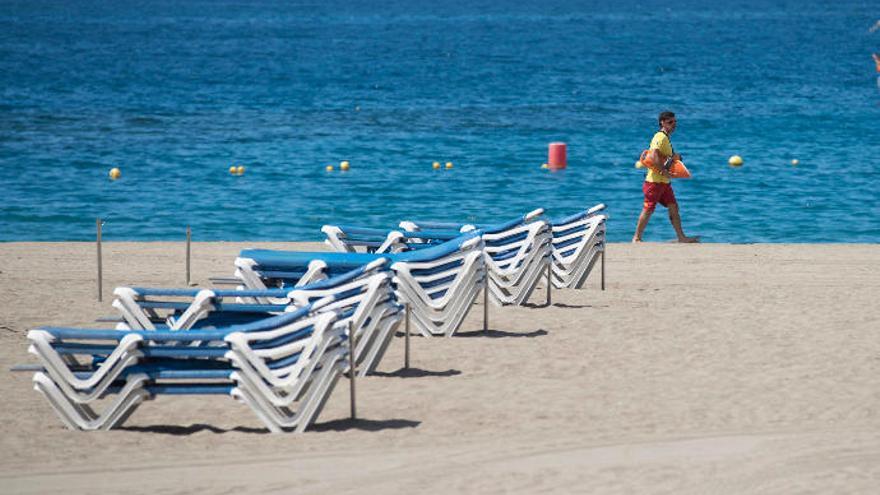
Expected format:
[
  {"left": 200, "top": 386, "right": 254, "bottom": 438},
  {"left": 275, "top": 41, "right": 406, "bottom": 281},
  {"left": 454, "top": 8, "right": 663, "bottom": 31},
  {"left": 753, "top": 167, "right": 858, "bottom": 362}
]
[
  {"left": 39, "top": 305, "right": 314, "bottom": 343},
  {"left": 241, "top": 232, "right": 479, "bottom": 270}
]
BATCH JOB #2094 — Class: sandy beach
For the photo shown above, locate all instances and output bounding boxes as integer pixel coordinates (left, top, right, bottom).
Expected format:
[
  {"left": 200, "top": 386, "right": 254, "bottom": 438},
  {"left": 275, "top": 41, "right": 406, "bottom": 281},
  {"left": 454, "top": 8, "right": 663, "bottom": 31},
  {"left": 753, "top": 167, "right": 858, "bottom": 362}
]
[{"left": 1, "top": 241, "right": 879, "bottom": 494}]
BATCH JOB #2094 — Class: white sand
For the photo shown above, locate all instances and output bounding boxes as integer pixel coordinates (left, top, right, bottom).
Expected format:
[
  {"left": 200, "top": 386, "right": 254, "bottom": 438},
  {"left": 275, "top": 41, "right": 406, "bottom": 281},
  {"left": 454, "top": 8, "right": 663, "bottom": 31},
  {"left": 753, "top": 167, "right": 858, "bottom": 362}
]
[{"left": 1, "top": 242, "right": 879, "bottom": 494}]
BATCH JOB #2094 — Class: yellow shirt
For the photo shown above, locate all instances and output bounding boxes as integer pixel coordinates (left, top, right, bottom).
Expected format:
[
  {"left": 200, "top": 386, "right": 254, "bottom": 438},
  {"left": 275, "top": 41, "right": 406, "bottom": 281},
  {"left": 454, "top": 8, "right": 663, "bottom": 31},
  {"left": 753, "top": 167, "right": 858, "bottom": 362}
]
[{"left": 646, "top": 131, "right": 672, "bottom": 184}]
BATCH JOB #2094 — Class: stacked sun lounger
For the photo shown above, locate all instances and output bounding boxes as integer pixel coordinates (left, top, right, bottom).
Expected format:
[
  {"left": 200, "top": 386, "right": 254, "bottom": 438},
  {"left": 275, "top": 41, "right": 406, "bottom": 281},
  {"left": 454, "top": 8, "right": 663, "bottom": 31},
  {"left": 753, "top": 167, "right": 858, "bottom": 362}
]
[
  {"left": 549, "top": 204, "right": 607, "bottom": 289},
  {"left": 233, "top": 233, "right": 486, "bottom": 337},
  {"left": 399, "top": 205, "right": 608, "bottom": 291},
  {"left": 322, "top": 209, "right": 555, "bottom": 306},
  {"left": 394, "top": 210, "right": 553, "bottom": 306},
  {"left": 28, "top": 299, "right": 350, "bottom": 432},
  {"left": 111, "top": 259, "right": 401, "bottom": 376}
]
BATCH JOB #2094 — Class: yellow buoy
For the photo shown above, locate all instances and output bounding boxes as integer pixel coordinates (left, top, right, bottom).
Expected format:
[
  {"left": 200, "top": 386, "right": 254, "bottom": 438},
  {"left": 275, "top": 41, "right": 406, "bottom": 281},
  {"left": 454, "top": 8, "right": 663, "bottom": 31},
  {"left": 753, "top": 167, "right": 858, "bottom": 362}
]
[
  {"left": 728, "top": 155, "right": 744, "bottom": 167},
  {"left": 326, "top": 165, "right": 334, "bottom": 172},
  {"left": 340, "top": 161, "right": 350, "bottom": 171},
  {"left": 541, "top": 163, "right": 549, "bottom": 169},
  {"left": 445, "top": 161, "right": 453, "bottom": 169},
  {"left": 229, "top": 166, "right": 237, "bottom": 175},
  {"left": 109, "top": 168, "right": 121, "bottom": 180},
  {"left": 791, "top": 159, "right": 799, "bottom": 166},
  {"left": 236, "top": 165, "right": 245, "bottom": 175},
  {"left": 432, "top": 161, "right": 441, "bottom": 170}
]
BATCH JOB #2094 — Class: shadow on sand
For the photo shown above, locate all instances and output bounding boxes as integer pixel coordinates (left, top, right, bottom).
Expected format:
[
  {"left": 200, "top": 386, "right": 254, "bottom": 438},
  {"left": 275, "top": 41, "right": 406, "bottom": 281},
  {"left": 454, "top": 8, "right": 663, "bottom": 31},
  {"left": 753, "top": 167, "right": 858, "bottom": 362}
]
[
  {"left": 121, "top": 417, "right": 422, "bottom": 435},
  {"left": 371, "top": 367, "right": 462, "bottom": 378},
  {"left": 121, "top": 424, "right": 269, "bottom": 436},
  {"left": 522, "top": 302, "right": 601, "bottom": 309},
  {"left": 310, "top": 417, "right": 421, "bottom": 432},
  {"left": 454, "top": 328, "right": 548, "bottom": 338}
]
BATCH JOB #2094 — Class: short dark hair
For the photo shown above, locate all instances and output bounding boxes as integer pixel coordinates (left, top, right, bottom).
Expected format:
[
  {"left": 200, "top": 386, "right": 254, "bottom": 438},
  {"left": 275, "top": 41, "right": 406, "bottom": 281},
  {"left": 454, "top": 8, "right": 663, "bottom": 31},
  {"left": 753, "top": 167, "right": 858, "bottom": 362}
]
[{"left": 658, "top": 111, "right": 676, "bottom": 127}]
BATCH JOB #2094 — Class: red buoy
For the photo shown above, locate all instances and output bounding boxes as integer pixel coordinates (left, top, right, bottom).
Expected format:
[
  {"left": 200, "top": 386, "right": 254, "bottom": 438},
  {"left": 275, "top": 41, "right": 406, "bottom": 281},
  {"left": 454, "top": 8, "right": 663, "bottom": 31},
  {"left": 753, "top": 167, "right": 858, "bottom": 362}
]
[{"left": 548, "top": 142, "right": 567, "bottom": 170}]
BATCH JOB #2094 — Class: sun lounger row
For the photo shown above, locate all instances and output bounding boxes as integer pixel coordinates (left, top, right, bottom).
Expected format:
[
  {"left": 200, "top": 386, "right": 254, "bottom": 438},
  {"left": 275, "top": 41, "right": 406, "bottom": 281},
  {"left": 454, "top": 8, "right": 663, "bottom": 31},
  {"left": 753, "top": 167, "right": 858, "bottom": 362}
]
[
  {"left": 25, "top": 205, "right": 606, "bottom": 433},
  {"left": 321, "top": 204, "right": 606, "bottom": 304}
]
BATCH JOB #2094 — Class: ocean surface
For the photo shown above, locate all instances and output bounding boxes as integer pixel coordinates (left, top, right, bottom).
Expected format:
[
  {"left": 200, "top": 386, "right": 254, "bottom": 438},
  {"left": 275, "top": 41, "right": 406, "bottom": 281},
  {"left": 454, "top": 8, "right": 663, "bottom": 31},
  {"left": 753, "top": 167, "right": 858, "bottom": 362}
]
[{"left": 2, "top": 0, "right": 879, "bottom": 242}]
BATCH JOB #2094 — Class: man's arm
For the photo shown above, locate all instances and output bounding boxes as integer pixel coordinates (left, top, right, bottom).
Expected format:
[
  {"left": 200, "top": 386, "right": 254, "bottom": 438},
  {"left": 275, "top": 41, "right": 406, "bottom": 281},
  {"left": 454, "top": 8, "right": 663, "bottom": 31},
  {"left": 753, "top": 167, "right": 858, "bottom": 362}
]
[{"left": 649, "top": 148, "right": 671, "bottom": 177}]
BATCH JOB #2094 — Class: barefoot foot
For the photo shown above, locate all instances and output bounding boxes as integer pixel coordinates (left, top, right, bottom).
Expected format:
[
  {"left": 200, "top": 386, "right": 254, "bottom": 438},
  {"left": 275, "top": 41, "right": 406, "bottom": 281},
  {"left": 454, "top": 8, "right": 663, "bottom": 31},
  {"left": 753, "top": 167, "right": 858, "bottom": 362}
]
[{"left": 677, "top": 236, "right": 700, "bottom": 243}]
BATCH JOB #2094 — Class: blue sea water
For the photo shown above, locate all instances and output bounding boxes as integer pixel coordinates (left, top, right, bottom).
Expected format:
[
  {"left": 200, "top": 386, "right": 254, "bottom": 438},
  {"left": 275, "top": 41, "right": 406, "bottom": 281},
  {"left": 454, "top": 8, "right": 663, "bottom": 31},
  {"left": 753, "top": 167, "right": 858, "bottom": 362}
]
[{"left": 1, "top": 0, "right": 879, "bottom": 242}]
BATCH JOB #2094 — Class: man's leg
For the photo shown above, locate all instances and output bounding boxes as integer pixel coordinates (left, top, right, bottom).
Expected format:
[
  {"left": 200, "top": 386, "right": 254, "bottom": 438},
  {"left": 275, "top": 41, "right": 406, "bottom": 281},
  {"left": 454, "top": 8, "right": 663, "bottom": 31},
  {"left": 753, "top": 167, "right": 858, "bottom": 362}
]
[
  {"left": 632, "top": 207, "right": 653, "bottom": 242},
  {"left": 634, "top": 182, "right": 658, "bottom": 242},
  {"left": 667, "top": 203, "right": 699, "bottom": 243}
]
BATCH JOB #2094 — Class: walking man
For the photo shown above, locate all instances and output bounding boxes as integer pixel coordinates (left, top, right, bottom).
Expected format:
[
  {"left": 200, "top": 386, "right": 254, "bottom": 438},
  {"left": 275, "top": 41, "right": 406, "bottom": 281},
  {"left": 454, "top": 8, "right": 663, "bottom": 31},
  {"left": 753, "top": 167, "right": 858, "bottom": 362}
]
[{"left": 632, "top": 111, "right": 699, "bottom": 243}]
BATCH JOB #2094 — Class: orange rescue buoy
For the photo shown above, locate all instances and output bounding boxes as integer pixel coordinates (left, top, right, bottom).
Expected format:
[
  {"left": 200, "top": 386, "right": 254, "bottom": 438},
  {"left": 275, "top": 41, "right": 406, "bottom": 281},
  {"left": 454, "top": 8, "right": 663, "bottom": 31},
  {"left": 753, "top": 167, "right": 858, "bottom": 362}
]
[{"left": 638, "top": 149, "right": 691, "bottom": 179}]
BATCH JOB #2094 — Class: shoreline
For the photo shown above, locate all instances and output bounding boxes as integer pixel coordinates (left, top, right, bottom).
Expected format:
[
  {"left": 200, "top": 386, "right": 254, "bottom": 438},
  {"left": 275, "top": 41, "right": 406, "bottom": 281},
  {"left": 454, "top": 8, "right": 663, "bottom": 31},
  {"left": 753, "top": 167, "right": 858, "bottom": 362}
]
[{"left": 2, "top": 242, "right": 879, "bottom": 493}]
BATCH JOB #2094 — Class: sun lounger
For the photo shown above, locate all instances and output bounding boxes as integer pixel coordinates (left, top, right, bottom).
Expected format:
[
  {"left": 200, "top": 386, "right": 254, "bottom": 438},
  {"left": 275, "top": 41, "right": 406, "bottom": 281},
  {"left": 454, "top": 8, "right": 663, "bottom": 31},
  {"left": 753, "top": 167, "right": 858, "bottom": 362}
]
[
  {"left": 549, "top": 204, "right": 606, "bottom": 289},
  {"left": 324, "top": 210, "right": 552, "bottom": 306},
  {"left": 357, "top": 204, "right": 608, "bottom": 292},
  {"left": 28, "top": 299, "right": 352, "bottom": 432},
  {"left": 111, "top": 261, "right": 400, "bottom": 376},
  {"left": 234, "top": 233, "right": 486, "bottom": 337}
]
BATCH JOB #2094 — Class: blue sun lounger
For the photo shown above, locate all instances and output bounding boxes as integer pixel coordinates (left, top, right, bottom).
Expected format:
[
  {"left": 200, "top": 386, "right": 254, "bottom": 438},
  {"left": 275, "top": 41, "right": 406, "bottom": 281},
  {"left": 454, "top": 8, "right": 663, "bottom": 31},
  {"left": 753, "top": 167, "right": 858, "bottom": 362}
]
[
  {"left": 234, "top": 233, "right": 486, "bottom": 337},
  {"left": 323, "top": 209, "right": 552, "bottom": 306},
  {"left": 111, "top": 260, "right": 400, "bottom": 376},
  {"left": 28, "top": 299, "right": 350, "bottom": 432}
]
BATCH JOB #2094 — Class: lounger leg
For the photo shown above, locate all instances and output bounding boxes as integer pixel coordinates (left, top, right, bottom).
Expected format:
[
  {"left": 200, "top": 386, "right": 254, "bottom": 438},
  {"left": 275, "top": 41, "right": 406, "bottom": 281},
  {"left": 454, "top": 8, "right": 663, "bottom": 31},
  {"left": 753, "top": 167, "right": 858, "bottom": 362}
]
[
  {"left": 483, "top": 279, "right": 489, "bottom": 334},
  {"left": 348, "top": 321, "right": 357, "bottom": 420},
  {"left": 96, "top": 218, "right": 102, "bottom": 302},
  {"left": 404, "top": 304, "right": 410, "bottom": 370},
  {"left": 546, "top": 263, "right": 552, "bottom": 306},
  {"left": 185, "top": 225, "right": 191, "bottom": 285}
]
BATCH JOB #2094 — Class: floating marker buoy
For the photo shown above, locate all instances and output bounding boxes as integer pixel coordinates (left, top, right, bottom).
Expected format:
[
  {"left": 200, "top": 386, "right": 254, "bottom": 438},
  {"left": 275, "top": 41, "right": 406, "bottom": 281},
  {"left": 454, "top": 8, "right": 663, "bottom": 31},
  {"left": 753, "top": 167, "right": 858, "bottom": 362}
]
[
  {"left": 728, "top": 155, "right": 744, "bottom": 167},
  {"left": 791, "top": 159, "right": 799, "bottom": 166},
  {"left": 236, "top": 165, "right": 245, "bottom": 175},
  {"left": 229, "top": 166, "right": 237, "bottom": 175},
  {"left": 541, "top": 163, "right": 549, "bottom": 169},
  {"left": 326, "top": 165, "right": 334, "bottom": 172},
  {"left": 340, "top": 161, "right": 350, "bottom": 171},
  {"left": 432, "top": 161, "right": 441, "bottom": 170},
  {"left": 109, "top": 168, "right": 121, "bottom": 180},
  {"left": 445, "top": 161, "right": 453, "bottom": 169},
  {"left": 548, "top": 142, "right": 567, "bottom": 170}
]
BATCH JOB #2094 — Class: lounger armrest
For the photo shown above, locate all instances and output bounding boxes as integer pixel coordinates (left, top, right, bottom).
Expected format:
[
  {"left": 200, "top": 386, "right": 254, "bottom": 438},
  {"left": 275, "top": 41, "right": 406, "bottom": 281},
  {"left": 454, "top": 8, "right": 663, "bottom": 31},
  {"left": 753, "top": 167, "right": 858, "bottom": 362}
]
[
  {"left": 403, "top": 220, "right": 467, "bottom": 230},
  {"left": 524, "top": 208, "right": 545, "bottom": 221},
  {"left": 587, "top": 203, "right": 606, "bottom": 215},
  {"left": 332, "top": 225, "right": 396, "bottom": 238},
  {"left": 400, "top": 229, "right": 461, "bottom": 241},
  {"left": 127, "top": 287, "right": 203, "bottom": 297}
]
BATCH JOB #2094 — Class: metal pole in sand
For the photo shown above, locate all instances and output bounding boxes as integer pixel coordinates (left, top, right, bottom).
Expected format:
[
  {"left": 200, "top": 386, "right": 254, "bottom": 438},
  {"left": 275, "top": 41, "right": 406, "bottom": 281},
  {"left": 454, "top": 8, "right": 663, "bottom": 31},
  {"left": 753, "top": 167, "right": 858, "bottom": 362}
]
[
  {"left": 546, "top": 263, "right": 552, "bottom": 306},
  {"left": 96, "top": 218, "right": 102, "bottom": 302},
  {"left": 348, "top": 320, "right": 357, "bottom": 420},
  {"left": 601, "top": 248, "right": 606, "bottom": 291},
  {"left": 404, "top": 303, "right": 410, "bottom": 370},
  {"left": 483, "top": 276, "right": 489, "bottom": 333},
  {"left": 185, "top": 226, "right": 191, "bottom": 285}
]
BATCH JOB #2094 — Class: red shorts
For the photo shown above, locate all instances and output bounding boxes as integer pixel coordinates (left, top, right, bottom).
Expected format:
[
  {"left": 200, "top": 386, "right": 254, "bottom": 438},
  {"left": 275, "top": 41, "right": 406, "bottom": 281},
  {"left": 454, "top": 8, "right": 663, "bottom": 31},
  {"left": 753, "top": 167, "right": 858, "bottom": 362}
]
[{"left": 642, "top": 181, "right": 677, "bottom": 211}]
